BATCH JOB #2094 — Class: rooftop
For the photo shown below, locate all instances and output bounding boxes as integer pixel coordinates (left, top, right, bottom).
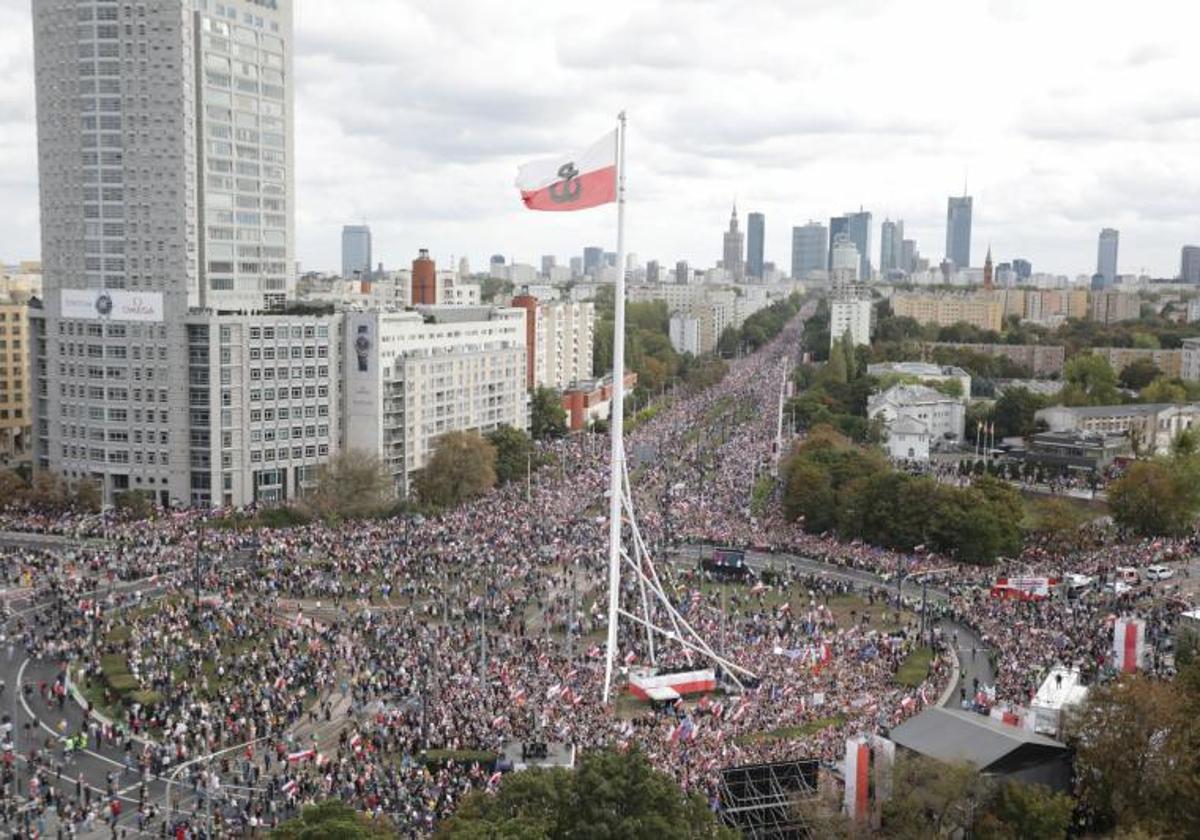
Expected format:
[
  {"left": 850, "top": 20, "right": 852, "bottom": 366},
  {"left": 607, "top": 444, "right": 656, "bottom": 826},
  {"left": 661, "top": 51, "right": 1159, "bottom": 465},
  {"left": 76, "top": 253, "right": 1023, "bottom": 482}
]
[
  {"left": 889, "top": 706, "right": 1068, "bottom": 770},
  {"left": 868, "top": 361, "right": 968, "bottom": 379},
  {"left": 1040, "top": 403, "right": 1195, "bottom": 419}
]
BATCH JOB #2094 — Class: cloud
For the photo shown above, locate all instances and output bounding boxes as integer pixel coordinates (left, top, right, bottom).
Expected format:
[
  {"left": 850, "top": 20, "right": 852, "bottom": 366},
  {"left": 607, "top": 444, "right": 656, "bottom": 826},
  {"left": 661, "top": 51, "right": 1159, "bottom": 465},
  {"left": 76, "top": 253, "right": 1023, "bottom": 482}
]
[{"left": 0, "top": 0, "right": 1194, "bottom": 277}]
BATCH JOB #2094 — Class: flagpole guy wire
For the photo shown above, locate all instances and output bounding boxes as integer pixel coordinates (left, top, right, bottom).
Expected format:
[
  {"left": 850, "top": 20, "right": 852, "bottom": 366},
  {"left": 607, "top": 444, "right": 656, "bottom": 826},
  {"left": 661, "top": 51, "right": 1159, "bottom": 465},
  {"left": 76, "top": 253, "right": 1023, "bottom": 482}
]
[{"left": 601, "top": 112, "right": 757, "bottom": 703}]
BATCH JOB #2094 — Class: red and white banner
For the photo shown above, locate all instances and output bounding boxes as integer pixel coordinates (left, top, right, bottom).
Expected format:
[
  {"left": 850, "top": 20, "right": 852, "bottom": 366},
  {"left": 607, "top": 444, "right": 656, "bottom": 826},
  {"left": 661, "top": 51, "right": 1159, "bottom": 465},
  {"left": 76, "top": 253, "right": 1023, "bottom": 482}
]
[
  {"left": 844, "top": 737, "right": 872, "bottom": 822},
  {"left": 515, "top": 131, "right": 617, "bottom": 212},
  {"left": 1113, "top": 617, "right": 1146, "bottom": 674},
  {"left": 628, "top": 669, "right": 716, "bottom": 700}
]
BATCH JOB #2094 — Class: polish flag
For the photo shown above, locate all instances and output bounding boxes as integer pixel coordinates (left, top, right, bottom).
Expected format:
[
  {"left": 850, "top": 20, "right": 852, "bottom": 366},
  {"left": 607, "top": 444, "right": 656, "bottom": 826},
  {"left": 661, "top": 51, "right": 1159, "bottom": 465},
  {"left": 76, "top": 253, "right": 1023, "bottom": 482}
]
[
  {"left": 287, "top": 749, "right": 315, "bottom": 763},
  {"left": 1113, "top": 617, "right": 1145, "bottom": 674},
  {"left": 515, "top": 131, "right": 617, "bottom": 212}
]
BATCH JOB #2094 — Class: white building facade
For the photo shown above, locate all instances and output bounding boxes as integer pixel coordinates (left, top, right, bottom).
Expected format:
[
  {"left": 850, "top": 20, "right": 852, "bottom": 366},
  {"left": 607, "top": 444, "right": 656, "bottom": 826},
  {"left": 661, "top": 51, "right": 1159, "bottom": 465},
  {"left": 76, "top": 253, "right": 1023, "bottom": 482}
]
[
  {"left": 868, "top": 383, "right": 966, "bottom": 461},
  {"left": 343, "top": 307, "right": 528, "bottom": 496},
  {"left": 830, "top": 298, "right": 872, "bottom": 349}
]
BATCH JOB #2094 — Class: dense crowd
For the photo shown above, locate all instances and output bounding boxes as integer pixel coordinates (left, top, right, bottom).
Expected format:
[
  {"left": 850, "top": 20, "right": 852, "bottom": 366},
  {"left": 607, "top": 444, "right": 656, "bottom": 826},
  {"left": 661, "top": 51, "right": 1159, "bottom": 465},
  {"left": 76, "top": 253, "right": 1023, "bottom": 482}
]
[{"left": 0, "top": 313, "right": 1192, "bottom": 836}]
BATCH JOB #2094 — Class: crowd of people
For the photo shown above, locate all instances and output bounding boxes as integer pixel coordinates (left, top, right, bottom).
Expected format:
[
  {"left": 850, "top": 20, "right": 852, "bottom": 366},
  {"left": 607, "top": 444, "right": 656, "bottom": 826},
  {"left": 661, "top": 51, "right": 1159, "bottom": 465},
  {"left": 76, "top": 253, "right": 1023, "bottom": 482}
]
[{"left": 0, "top": 312, "right": 1193, "bottom": 836}]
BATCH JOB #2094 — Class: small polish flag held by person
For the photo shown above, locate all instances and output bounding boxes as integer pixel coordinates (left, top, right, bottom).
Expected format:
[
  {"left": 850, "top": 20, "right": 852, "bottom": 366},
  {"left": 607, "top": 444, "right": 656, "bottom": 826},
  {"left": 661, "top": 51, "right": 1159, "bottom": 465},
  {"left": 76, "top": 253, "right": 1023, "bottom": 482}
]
[{"left": 515, "top": 131, "right": 617, "bottom": 212}]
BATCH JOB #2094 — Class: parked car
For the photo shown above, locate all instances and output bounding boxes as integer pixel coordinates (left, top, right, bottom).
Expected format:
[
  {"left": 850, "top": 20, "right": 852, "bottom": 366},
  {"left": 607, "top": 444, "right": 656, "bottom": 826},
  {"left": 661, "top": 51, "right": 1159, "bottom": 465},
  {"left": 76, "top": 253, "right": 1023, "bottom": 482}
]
[{"left": 1146, "top": 564, "right": 1175, "bottom": 581}]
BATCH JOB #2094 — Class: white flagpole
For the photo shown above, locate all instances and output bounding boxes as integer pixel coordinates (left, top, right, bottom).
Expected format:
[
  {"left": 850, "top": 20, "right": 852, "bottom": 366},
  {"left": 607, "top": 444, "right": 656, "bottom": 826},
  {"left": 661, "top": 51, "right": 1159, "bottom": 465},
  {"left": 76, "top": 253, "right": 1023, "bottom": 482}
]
[{"left": 603, "top": 112, "right": 628, "bottom": 704}]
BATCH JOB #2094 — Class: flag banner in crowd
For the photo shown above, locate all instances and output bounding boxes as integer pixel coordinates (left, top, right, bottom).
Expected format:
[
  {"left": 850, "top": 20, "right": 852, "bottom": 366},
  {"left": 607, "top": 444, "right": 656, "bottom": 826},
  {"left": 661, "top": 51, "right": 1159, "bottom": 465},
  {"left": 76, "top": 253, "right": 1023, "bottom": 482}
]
[
  {"left": 873, "top": 736, "right": 896, "bottom": 804},
  {"left": 514, "top": 130, "right": 617, "bottom": 211},
  {"left": 1113, "top": 616, "right": 1146, "bottom": 674},
  {"left": 843, "top": 736, "right": 872, "bottom": 821}
]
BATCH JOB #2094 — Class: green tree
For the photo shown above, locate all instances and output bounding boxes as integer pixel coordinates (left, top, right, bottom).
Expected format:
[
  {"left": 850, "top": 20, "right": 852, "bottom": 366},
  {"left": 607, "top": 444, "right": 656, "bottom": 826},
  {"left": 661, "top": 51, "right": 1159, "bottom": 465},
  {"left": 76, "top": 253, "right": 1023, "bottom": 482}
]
[
  {"left": 1027, "top": 497, "right": 1086, "bottom": 556},
  {"left": 303, "top": 449, "right": 392, "bottom": 519},
  {"left": 0, "top": 470, "right": 28, "bottom": 509},
  {"left": 71, "top": 478, "right": 102, "bottom": 513},
  {"left": 273, "top": 800, "right": 397, "bottom": 839},
  {"left": 1140, "top": 377, "right": 1187, "bottom": 404},
  {"left": 1062, "top": 353, "right": 1119, "bottom": 405},
  {"left": 781, "top": 460, "right": 837, "bottom": 530},
  {"left": 488, "top": 424, "right": 534, "bottom": 484},
  {"left": 439, "top": 748, "right": 737, "bottom": 839},
  {"left": 1070, "top": 676, "right": 1200, "bottom": 837},
  {"left": 825, "top": 334, "right": 849, "bottom": 384},
  {"left": 530, "top": 386, "right": 567, "bottom": 439},
  {"left": 114, "top": 489, "right": 154, "bottom": 519},
  {"left": 983, "top": 385, "right": 1051, "bottom": 443},
  {"left": 1118, "top": 358, "right": 1162, "bottom": 390},
  {"left": 975, "top": 782, "right": 1074, "bottom": 840},
  {"left": 882, "top": 755, "right": 993, "bottom": 839},
  {"left": 414, "top": 431, "right": 497, "bottom": 508},
  {"left": 1108, "top": 459, "right": 1200, "bottom": 537}
]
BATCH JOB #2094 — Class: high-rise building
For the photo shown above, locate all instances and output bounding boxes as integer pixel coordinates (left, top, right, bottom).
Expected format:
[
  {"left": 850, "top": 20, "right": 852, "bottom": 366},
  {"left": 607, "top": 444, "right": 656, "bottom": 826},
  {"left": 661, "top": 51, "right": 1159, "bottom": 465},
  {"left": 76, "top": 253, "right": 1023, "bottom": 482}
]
[
  {"left": 540, "top": 255, "right": 557, "bottom": 277},
  {"left": 646, "top": 260, "right": 660, "bottom": 284},
  {"left": 569, "top": 256, "right": 583, "bottom": 279},
  {"left": 1183, "top": 246, "right": 1200, "bottom": 284},
  {"left": 946, "top": 195, "right": 973, "bottom": 270},
  {"left": 1012, "top": 259, "right": 1032, "bottom": 282},
  {"left": 342, "top": 225, "right": 372, "bottom": 280},
  {"left": 675, "top": 260, "right": 690, "bottom": 285},
  {"left": 1097, "top": 228, "right": 1119, "bottom": 287},
  {"left": 828, "top": 215, "right": 850, "bottom": 270},
  {"left": 746, "top": 212, "right": 765, "bottom": 280},
  {"left": 583, "top": 247, "right": 603, "bottom": 277},
  {"left": 880, "top": 219, "right": 901, "bottom": 275},
  {"left": 511, "top": 297, "right": 595, "bottom": 390},
  {"left": 901, "top": 240, "right": 918, "bottom": 274},
  {"left": 791, "top": 222, "right": 828, "bottom": 280},
  {"left": 722, "top": 205, "right": 745, "bottom": 281},
  {"left": 30, "top": 0, "right": 297, "bottom": 506},
  {"left": 825, "top": 212, "right": 871, "bottom": 279}
]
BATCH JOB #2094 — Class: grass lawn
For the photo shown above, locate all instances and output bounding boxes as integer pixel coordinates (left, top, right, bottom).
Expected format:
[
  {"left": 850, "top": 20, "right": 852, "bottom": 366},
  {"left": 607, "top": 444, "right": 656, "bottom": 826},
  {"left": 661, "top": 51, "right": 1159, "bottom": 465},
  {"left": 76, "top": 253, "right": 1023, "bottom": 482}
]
[
  {"left": 734, "top": 714, "right": 846, "bottom": 746},
  {"left": 689, "top": 583, "right": 912, "bottom": 634},
  {"left": 896, "top": 647, "right": 934, "bottom": 688}
]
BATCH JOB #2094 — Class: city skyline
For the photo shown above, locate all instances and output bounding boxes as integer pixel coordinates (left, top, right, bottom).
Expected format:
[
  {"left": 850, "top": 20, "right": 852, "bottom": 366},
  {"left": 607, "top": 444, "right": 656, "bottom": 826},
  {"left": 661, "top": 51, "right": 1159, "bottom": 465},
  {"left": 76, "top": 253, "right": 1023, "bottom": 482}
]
[{"left": 0, "top": 0, "right": 1198, "bottom": 277}]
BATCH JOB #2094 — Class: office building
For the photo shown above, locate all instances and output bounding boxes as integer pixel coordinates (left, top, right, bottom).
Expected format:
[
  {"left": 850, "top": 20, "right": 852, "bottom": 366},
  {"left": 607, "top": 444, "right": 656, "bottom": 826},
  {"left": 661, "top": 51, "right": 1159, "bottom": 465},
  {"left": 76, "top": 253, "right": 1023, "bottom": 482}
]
[
  {"left": 583, "top": 247, "right": 604, "bottom": 277},
  {"left": 1096, "top": 229, "right": 1119, "bottom": 287},
  {"left": 722, "top": 205, "right": 745, "bottom": 281},
  {"left": 1182, "top": 246, "right": 1200, "bottom": 284},
  {"left": 880, "top": 219, "right": 903, "bottom": 276},
  {"left": 30, "top": 0, "right": 296, "bottom": 506},
  {"left": 0, "top": 295, "right": 29, "bottom": 465},
  {"left": 569, "top": 256, "right": 583, "bottom": 279},
  {"left": 791, "top": 222, "right": 827, "bottom": 280},
  {"left": 901, "top": 240, "right": 918, "bottom": 274},
  {"left": 540, "top": 255, "right": 556, "bottom": 277},
  {"left": 831, "top": 235, "right": 860, "bottom": 283},
  {"left": 646, "top": 261, "right": 660, "bottom": 284},
  {"left": 344, "top": 306, "right": 528, "bottom": 496},
  {"left": 342, "top": 225, "right": 372, "bottom": 280},
  {"left": 675, "top": 260, "right": 690, "bottom": 285},
  {"left": 184, "top": 311, "right": 341, "bottom": 507},
  {"left": 511, "top": 296, "right": 595, "bottom": 390},
  {"left": 846, "top": 210, "right": 873, "bottom": 281},
  {"left": 669, "top": 312, "right": 700, "bottom": 356},
  {"left": 746, "top": 212, "right": 765, "bottom": 280},
  {"left": 1013, "top": 259, "right": 1032, "bottom": 281},
  {"left": 946, "top": 195, "right": 972, "bottom": 270},
  {"left": 828, "top": 215, "right": 850, "bottom": 270}
]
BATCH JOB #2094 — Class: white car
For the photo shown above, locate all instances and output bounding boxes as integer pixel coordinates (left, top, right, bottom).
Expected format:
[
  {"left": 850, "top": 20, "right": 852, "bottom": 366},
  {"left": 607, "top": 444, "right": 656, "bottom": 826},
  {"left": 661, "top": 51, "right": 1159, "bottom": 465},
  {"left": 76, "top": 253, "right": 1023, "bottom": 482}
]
[{"left": 1146, "top": 565, "right": 1175, "bottom": 581}]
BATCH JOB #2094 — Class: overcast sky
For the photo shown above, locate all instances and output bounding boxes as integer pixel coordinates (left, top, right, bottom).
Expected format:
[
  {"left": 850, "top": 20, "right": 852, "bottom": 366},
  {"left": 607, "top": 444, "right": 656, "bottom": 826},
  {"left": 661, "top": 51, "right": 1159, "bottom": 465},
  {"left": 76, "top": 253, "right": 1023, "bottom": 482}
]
[{"left": 1, "top": 0, "right": 1197, "bottom": 278}]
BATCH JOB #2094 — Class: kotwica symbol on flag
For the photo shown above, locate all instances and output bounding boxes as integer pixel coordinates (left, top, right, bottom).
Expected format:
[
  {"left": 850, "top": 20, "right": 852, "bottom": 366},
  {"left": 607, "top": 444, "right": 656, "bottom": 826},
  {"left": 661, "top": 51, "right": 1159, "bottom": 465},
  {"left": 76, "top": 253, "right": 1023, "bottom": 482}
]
[{"left": 515, "top": 130, "right": 617, "bottom": 211}]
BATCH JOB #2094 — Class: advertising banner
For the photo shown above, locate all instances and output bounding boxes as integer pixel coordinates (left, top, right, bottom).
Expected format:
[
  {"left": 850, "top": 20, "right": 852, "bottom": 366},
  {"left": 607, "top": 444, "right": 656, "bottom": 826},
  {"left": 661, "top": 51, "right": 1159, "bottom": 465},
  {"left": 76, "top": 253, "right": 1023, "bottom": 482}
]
[{"left": 60, "top": 289, "right": 163, "bottom": 322}]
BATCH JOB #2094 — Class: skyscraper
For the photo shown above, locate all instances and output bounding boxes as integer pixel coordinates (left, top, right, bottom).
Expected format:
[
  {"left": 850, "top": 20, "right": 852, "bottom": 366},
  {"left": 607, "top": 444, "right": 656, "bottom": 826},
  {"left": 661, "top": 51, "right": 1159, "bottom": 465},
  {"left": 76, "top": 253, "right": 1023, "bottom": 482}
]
[
  {"left": 846, "top": 210, "right": 873, "bottom": 282},
  {"left": 540, "top": 255, "right": 557, "bottom": 277},
  {"left": 1097, "top": 228, "right": 1119, "bottom": 287},
  {"left": 828, "top": 215, "right": 850, "bottom": 270},
  {"left": 791, "top": 222, "right": 828, "bottom": 280},
  {"left": 583, "top": 247, "right": 604, "bottom": 277},
  {"left": 901, "top": 240, "right": 917, "bottom": 274},
  {"left": 676, "top": 260, "right": 690, "bottom": 285},
  {"left": 946, "top": 195, "right": 973, "bottom": 270},
  {"left": 746, "top": 212, "right": 765, "bottom": 280},
  {"left": 1182, "top": 246, "right": 1200, "bottom": 284},
  {"left": 1012, "top": 259, "right": 1032, "bottom": 281},
  {"left": 723, "top": 205, "right": 745, "bottom": 281},
  {"left": 342, "top": 225, "right": 372, "bottom": 279},
  {"left": 30, "top": 0, "right": 296, "bottom": 505},
  {"left": 880, "top": 219, "right": 902, "bottom": 275}
]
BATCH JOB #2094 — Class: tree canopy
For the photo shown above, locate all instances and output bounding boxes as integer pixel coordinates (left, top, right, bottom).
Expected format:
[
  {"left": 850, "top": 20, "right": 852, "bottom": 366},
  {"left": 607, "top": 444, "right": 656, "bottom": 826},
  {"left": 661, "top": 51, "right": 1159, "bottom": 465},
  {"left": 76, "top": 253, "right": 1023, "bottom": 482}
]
[
  {"left": 272, "top": 800, "right": 397, "bottom": 839},
  {"left": 302, "top": 449, "right": 392, "bottom": 519},
  {"left": 413, "top": 431, "right": 497, "bottom": 508},
  {"left": 530, "top": 386, "right": 567, "bottom": 440},
  {"left": 487, "top": 424, "right": 534, "bottom": 485},
  {"left": 437, "top": 748, "right": 737, "bottom": 839}
]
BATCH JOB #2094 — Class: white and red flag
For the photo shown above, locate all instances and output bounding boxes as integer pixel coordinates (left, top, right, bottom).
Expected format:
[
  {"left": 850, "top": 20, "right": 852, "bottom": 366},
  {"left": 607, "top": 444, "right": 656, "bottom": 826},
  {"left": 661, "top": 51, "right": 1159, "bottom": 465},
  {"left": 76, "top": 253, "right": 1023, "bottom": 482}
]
[
  {"left": 1113, "top": 616, "right": 1146, "bottom": 674},
  {"left": 515, "top": 131, "right": 617, "bottom": 212}
]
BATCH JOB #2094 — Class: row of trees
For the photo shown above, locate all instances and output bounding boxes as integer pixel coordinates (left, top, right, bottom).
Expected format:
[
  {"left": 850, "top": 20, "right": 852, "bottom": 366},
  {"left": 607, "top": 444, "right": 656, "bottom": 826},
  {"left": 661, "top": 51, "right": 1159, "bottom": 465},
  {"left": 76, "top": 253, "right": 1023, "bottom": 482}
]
[
  {"left": 0, "top": 469, "right": 103, "bottom": 514},
  {"left": 781, "top": 427, "right": 1023, "bottom": 564}
]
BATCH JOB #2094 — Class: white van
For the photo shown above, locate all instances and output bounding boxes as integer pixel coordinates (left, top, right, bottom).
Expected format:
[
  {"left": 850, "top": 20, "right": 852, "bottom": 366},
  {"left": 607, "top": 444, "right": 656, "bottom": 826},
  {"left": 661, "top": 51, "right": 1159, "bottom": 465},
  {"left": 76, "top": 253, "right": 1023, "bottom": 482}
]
[{"left": 1146, "top": 564, "right": 1174, "bottom": 581}]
